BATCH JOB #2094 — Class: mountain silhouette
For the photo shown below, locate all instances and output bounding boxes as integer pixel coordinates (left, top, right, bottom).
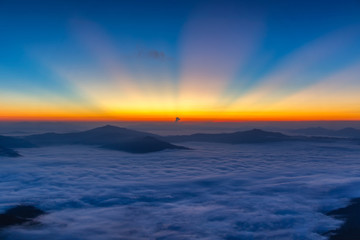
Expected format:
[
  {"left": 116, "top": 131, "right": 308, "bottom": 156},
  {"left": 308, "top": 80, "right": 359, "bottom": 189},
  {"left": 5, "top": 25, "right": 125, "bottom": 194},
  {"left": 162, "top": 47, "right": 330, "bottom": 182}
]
[
  {"left": 24, "top": 126, "right": 343, "bottom": 149},
  {"left": 0, "top": 135, "right": 35, "bottom": 148},
  {"left": 336, "top": 128, "right": 360, "bottom": 138},
  {"left": 24, "top": 125, "right": 160, "bottom": 146},
  {"left": 0, "top": 205, "right": 45, "bottom": 228},
  {"left": 164, "top": 129, "right": 292, "bottom": 144},
  {"left": 291, "top": 127, "right": 360, "bottom": 138},
  {"left": 24, "top": 125, "right": 188, "bottom": 153},
  {"left": 102, "top": 136, "right": 190, "bottom": 153},
  {"left": 0, "top": 146, "right": 21, "bottom": 157},
  {"left": 326, "top": 198, "right": 360, "bottom": 240}
]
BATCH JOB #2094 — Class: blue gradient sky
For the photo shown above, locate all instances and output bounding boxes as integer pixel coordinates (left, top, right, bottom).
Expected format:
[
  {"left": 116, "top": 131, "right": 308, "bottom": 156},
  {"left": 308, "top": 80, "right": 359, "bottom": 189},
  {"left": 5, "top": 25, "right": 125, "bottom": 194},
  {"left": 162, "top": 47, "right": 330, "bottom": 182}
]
[{"left": 0, "top": 0, "right": 360, "bottom": 121}]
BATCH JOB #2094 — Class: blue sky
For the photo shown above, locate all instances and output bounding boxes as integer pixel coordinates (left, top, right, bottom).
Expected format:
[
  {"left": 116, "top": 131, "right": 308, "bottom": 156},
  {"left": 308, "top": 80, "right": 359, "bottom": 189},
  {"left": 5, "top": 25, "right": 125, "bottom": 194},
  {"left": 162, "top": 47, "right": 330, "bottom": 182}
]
[{"left": 0, "top": 0, "right": 360, "bottom": 120}]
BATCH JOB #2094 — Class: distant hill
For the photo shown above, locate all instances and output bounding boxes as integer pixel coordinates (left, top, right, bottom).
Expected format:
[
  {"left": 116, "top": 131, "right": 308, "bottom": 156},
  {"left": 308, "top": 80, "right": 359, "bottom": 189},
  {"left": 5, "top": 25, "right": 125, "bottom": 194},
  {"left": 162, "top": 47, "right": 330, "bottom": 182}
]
[
  {"left": 0, "top": 135, "right": 34, "bottom": 157},
  {"left": 24, "top": 125, "right": 160, "bottom": 146},
  {"left": 24, "top": 125, "right": 188, "bottom": 154},
  {"left": 102, "top": 136, "right": 190, "bottom": 153},
  {"left": 0, "top": 135, "right": 35, "bottom": 148},
  {"left": 0, "top": 146, "right": 21, "bottom": 157},
  {"left": 291, "top": 127, "right": 360, "bottom": 138},
  {"left": 22, "top": 125, "right": 351, "bottom": 153},
  {"left": 0, "top": 205, "right": 45, "bottom": 228},
  {"left": 164, "top": 129, "right": 293, "bottom": 144}
]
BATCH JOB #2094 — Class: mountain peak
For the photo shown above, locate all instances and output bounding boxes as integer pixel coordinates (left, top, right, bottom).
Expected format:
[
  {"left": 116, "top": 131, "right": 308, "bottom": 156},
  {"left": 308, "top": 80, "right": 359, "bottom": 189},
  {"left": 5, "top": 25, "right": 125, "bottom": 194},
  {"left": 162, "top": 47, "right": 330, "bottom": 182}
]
[
  {"left": 86, "top": 125, "right": 127, "bottom": 133},
  {"left": 98, "top": 125, "right": 121, "bottom": 130},
  {"left": 248, "top": 128, "right": 266, "bottom": 133}
]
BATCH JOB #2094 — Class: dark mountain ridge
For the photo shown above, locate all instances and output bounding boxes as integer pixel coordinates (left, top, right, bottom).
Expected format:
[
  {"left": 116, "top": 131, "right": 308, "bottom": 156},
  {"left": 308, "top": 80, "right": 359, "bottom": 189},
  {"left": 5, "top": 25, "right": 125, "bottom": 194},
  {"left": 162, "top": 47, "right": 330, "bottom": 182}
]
[
  {"left": 0, "top": 135, "right": 35, "bottom": 157},
  {"left": 0, "top": 205, "right": 45, "bottom": 228},
  {"left": 102, "top": 136, "right": 190, "bottom": 153},
  {"left": 24, "top": 125, "right": 345, "bottom": 147},
  {"left": 24, "top": 125, "right": 187, "bottom": 153},
  {"left": 164, "top": 129, "right": 293, "bottom": 144},
  {"left": 19, "top": 125, "right": 355, "bottom": 154},
  {"left": 0, "top": 135, "right": 35, "bottom": 148},
  {"left": 0, "top": 146, "right": 21, "bottom": 157},
  {"left": 291, "top": 127, "right": 360, "bottom": 138},
  {"left": 24, "top": 125, "right": 159, "bottom": 146}
]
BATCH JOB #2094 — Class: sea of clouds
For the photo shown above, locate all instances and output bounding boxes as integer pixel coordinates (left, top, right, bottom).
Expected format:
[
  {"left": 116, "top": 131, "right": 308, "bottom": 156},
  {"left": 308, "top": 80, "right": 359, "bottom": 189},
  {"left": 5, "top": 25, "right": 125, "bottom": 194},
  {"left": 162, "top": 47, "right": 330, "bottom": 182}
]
[{"left": 0, "top": 141, "right": 360, "bottom": 239}]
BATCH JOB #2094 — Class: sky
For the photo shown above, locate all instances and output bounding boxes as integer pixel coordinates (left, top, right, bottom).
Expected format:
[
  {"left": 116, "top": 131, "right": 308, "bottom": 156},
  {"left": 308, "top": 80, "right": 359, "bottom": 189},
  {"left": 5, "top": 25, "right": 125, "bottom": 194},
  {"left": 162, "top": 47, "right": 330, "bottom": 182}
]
[{"left": 0, "top": 0, "right": 360, "bottom": 121}]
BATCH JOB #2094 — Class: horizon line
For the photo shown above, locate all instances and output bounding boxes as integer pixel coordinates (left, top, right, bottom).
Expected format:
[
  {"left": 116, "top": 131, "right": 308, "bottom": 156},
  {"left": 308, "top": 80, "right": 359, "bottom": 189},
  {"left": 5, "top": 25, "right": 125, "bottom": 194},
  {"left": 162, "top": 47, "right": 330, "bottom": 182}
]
[{"left": 1, "top": 119, "right": 360, "bottom": 123}]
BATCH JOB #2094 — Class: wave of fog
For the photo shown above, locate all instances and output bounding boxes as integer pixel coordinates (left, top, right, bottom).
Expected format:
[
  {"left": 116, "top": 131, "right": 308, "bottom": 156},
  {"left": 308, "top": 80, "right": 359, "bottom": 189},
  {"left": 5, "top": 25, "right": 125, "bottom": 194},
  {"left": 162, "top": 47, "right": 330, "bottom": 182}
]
[{"left": 0, "top": 142, "right": 360, "bottom": 239}]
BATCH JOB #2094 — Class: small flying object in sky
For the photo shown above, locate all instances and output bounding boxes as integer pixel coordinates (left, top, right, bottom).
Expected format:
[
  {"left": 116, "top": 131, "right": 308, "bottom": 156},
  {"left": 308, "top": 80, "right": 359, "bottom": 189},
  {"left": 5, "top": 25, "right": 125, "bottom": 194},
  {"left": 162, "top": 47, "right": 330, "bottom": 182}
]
[{"left": 175, "top": 117, "right": 181, "bottom": 122}]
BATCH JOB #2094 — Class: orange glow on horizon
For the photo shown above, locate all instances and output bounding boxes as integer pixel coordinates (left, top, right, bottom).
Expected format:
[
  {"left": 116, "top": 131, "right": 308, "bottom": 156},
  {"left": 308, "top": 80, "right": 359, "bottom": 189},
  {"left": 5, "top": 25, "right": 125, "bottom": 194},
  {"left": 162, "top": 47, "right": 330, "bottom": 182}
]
[{"left": 1, "top": 110, "right": 359, "bottom": 122}]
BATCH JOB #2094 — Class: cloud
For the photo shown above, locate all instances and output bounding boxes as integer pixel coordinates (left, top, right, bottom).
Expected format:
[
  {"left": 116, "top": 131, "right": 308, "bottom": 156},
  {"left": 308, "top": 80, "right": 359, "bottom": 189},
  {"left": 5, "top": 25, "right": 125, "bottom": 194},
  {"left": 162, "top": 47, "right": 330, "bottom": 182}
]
[
  {"left": 137, "top": 49, "right": 170, "bottom": 61},
  {"left": 0, "top": 142, "right": 359, "bottom": 239}
]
